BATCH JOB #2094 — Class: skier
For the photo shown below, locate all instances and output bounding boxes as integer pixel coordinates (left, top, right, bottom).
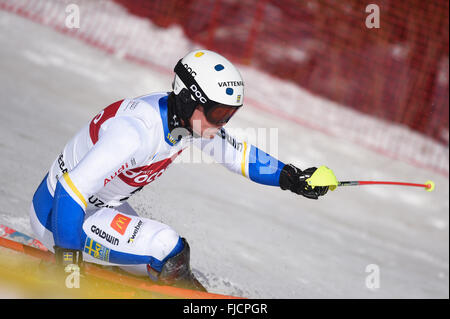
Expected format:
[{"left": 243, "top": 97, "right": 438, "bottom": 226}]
[{"left": 29, "top": 50, "right": 329, "bottom": 291}]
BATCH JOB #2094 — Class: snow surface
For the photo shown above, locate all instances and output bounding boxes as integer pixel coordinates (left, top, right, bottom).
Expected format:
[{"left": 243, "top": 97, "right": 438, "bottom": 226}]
[{"left": 0, "top": 10, "right": 448, "bottom": 298}]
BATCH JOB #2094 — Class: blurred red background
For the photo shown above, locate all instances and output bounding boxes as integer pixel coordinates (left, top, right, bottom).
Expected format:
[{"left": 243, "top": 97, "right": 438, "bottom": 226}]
[
  {"left": 0, "top": 0, "right": 448, "bottom": 174},
  {"left": 115, "top": 0, "right": 449, "bottom": 145}
]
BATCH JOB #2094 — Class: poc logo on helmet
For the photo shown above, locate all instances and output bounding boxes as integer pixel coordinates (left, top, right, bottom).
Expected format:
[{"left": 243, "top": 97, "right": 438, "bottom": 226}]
[
  {"left": 183, "top": 63, "right": 197, "bottom": 77},
  {"left": 190, "top": 84, "right": 207, "bottom": 104}
]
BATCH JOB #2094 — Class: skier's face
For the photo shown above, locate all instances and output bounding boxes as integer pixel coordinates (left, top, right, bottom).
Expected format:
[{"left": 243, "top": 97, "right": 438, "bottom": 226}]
[{"left": 189, "top": 106, "right": 222, "bottom": 139}]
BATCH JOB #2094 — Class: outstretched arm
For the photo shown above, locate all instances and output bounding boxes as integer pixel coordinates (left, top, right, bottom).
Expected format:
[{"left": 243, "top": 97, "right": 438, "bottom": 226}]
[{"left": 194, "top": 128, "right": 328, "bottom": 199}]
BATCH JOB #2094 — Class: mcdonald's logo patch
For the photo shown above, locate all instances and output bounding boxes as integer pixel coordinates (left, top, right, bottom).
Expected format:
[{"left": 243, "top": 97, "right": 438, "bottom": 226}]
[{"left": 110, "top": 213, "right": 132, "bottom": 235}]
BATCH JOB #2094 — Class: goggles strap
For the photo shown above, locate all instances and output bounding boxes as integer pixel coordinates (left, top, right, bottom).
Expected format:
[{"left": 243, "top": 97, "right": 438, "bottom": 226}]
[{"left": 174, "top": 60, "right": 215, "bottom": 109}]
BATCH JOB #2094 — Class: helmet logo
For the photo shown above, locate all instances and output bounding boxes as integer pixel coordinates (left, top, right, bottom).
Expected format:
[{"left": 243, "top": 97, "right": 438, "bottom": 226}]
[
  {"left": 217, "top": 81, "right": 244, "bottom": 87},
  {"left": 189, "top": 84, "right": 207, "bottom": 104},
  {"left": 183, "top": 63, "right": 197, "bottom": 77}
]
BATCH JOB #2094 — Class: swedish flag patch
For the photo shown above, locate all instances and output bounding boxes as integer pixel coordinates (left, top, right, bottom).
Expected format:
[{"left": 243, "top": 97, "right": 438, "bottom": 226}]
[
  {"left": 63, "top": 252, "right": 73, "bottom": 262},
  {"left": 84, "top": 237, "right": 110, "bottom": 262}
]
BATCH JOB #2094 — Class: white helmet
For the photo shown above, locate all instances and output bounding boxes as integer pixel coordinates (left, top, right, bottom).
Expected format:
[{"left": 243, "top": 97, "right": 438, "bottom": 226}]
[{"left": 172, "top": 50, "right": 244, "bottom": 125}]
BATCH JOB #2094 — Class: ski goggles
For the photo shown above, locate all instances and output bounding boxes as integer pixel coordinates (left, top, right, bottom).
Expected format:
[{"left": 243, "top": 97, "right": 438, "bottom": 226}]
[
  {"left": 174, "top": 59, "right": 242, "bottom": 125},
  {"left": 204, "top": 104, "right": 240, "bottom": 125}
]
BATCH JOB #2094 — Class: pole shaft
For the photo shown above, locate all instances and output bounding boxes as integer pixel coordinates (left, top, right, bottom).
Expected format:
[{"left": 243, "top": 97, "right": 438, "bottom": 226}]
[{"left": 338, "top": 181, "right": 428, "bottom": 188}]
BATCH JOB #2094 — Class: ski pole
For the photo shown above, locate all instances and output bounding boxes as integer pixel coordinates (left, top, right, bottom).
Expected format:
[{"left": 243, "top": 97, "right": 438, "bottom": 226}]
[
  {"left": 336, "top": 180, "right": 435, "bottom": 191},
  {"left": 306, "top": 166, "right": 435, "bottom": 192}
]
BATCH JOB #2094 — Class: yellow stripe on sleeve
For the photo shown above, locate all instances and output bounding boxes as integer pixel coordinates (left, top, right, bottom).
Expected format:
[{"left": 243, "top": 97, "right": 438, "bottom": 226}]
[
  {"left": 241, "top": 142, "right": 248, "bottom": 177},
  {"left": 63, "top": 173, "right": 87, "bottom": 208}
]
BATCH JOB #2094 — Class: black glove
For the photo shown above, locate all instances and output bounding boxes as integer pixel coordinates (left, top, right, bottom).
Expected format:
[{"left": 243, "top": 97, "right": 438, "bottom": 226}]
[
  {"left": 279, "top": 164, "right": 329, "bottom": 199},
  {"left": 54, "top": 246, "right": 83, "bottom": 267}
]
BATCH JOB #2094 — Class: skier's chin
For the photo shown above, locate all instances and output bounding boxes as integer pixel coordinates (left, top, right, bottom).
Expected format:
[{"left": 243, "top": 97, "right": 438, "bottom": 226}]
[
  {"left": 192, "top": 127, "right": 218, "bottom": 139},
  {"left": 203, "top": 127, "right": 220, "bottom": 139},
  {"left": 196, "top": 131, "right": 216, "bottom": 139}
]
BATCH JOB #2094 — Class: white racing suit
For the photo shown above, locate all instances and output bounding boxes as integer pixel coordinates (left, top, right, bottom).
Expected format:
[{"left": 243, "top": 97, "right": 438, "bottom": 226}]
[{"left": 30, "top": 92, "right": 285, "bottom": 277}]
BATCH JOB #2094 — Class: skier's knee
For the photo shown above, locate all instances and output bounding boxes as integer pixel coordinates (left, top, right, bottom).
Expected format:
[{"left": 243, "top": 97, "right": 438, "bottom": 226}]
[
  {"left": 144, "top": 228, "right": 206, "bottom": 291},
  {"left": 151, "top": 227, "right": 182, "bottom": 258},
  {"left": 146, "top": 227, "right": 183, "bottom": 275},
  {"left": 158, "top": 237, "right": 190, "bottom": 282},
  {"left": 149, "top": 237, "right": 206, "bottom": 291}
]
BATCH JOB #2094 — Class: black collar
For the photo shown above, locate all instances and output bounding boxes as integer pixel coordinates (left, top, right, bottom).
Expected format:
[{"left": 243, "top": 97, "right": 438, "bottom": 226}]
[{"left": 167, "top": 92, "right": 192, "bottom": 138}]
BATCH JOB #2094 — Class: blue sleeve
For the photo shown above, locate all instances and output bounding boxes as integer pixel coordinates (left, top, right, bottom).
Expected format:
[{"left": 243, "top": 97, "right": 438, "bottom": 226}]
[{"left": 247, "top": 145, "right": 285, "bottom": 187}]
